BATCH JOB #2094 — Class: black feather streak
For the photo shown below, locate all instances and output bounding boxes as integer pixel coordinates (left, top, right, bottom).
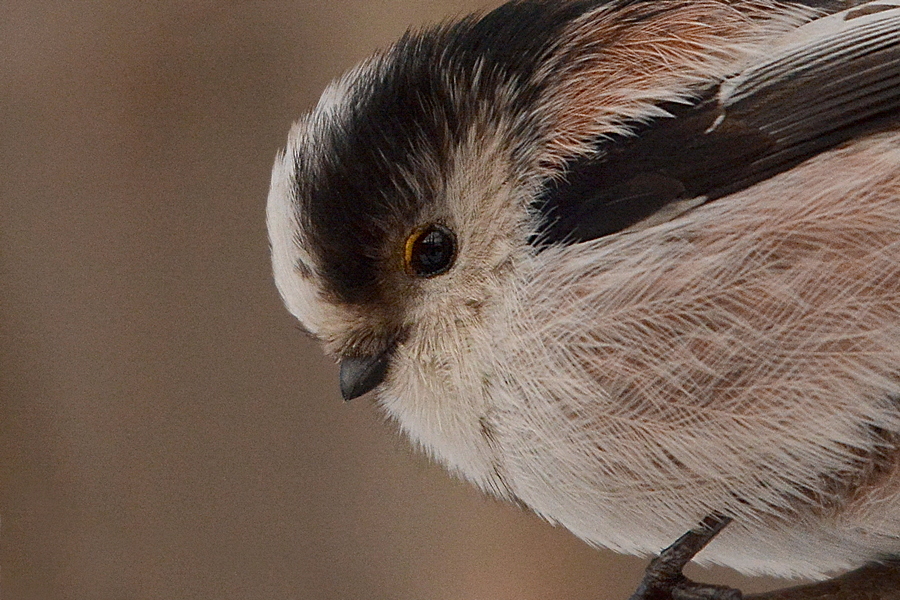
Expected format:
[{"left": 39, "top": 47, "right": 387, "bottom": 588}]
[
  {"left": 300, "top": 0, "right": 604, "bottom": 306},
  {"left": 534, "top": 11, "right": 900, "bottom": 247}
]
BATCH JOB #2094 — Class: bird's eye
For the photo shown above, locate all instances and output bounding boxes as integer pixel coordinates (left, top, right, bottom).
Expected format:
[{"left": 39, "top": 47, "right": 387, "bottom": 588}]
[{"left": 404, "top": 224, "right": 457, "bottom": 278}]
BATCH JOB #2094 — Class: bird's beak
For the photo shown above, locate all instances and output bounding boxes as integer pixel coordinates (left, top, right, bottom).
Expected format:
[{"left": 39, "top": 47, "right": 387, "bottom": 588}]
[{"left": 339, "top": 348, "right": 393, "bottom": 401}]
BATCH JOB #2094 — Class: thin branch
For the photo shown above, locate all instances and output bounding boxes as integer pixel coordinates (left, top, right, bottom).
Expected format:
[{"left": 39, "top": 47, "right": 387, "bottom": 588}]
[{"left": 747, "top": 562, "right": 900, "bottom": 600}]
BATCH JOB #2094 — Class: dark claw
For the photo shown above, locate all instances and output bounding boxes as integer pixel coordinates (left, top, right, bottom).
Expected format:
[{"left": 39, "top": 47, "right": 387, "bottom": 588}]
[
  {"left": 625, "top": 518, "right": 900, "bottom": 599},
  {"left": 628, "top": 514, "right": 742, "bottom": 600}
]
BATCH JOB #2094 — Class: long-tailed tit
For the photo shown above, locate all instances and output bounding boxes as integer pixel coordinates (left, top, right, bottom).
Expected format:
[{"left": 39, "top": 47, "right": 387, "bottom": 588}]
[{"left": 267, "top": 0, "right": 900, "bottom": 581}]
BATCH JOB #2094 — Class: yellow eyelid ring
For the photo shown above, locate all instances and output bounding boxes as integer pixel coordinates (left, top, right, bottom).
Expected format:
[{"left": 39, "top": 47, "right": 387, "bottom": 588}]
[
  {"left": 403, "top": 225, "right": 425, "bottom": 272},
  {"left": 403, "top": 223, "right": 457, "bottom": 277}
]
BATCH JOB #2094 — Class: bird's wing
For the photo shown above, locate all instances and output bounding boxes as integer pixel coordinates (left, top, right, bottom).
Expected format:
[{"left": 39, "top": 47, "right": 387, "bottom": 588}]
[{"left": 534, "top": 2, "right": 900, "bottom": 247}]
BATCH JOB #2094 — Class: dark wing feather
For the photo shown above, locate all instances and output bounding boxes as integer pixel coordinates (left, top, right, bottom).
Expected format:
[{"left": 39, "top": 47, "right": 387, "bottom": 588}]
[{"left": 534, "top": 4, "right": 900, "bottom": 247}]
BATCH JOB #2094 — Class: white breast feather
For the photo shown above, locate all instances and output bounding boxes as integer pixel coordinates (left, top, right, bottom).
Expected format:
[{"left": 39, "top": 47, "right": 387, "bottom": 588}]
[{"left": 495, "top": 132, "right": 900, "bottom": 577}]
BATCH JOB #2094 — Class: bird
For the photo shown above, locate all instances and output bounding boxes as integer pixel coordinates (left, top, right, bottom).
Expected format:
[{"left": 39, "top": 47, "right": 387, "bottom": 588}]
[{"left": 267, "top": 0, "right": 900, "bottom": 581}]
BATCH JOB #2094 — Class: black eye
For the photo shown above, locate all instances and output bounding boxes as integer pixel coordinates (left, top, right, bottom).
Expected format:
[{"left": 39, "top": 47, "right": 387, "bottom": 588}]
[{"left": 404, "top": 224, "right": 457, "bottom": 278}]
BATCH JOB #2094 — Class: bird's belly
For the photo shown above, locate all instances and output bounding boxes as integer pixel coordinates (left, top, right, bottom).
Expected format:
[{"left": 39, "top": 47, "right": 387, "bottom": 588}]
[{"left": 492, "top": 131, "right": 900, "bottom": 578}]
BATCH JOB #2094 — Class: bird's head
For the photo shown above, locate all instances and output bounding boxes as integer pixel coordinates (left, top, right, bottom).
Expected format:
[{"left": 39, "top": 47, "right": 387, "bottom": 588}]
[{"left": 266, "top": 2, "right": 820, "bottom": 485}]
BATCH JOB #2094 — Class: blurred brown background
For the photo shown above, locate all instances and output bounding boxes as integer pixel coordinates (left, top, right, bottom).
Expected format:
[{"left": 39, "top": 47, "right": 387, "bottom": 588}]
[{"left": 1, "top": 2, "right": 788, "bottom": 599}]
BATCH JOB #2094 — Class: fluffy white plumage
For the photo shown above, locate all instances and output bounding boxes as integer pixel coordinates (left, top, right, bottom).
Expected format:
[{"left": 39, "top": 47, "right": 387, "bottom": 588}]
[
  {"left": 505, "top": 132, "right": 900, "bottom": 576},
  {"left": 268, "top": 0, "right": 900, "bottom": 579}
]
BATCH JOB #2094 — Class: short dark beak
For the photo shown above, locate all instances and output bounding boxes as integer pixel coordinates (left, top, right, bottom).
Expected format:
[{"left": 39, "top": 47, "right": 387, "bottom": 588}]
[{"left": 339, "top": 349, "right": 393, "bottom": 401}]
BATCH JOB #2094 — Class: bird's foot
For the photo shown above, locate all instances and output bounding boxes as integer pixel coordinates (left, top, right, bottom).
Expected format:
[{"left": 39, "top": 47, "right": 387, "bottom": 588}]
[{"left": 628, "top": 514, "right": 742, "bottom": 600}]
